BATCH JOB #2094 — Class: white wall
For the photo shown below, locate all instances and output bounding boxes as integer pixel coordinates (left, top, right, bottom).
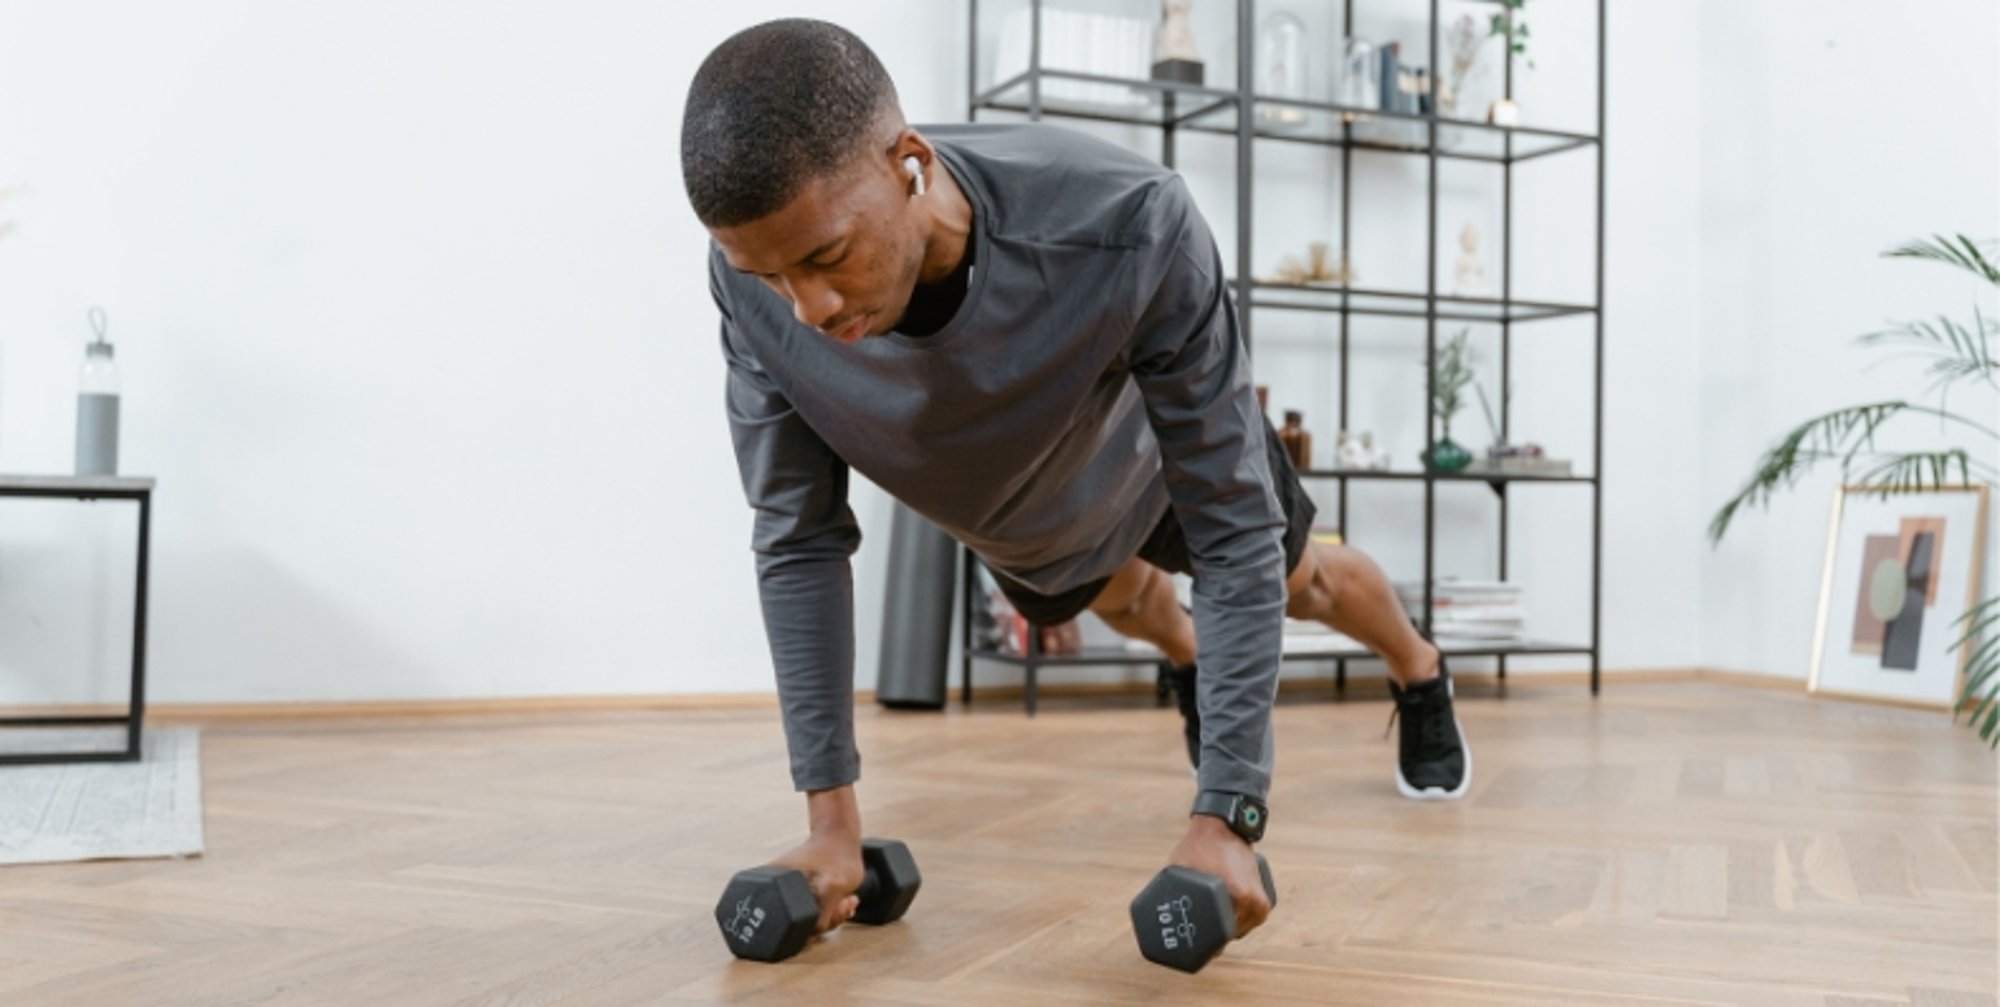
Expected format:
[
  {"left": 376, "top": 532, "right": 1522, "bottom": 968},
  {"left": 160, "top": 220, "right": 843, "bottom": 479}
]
[
  {"left": 1696, "top": 0, "right": 2000, "bottom": 678},
  {"left": 0, "top": 1, "right": 1984, "bottom": 706},
  {"left": 0, "top": 1, "right": 963, "bottom": 705}
]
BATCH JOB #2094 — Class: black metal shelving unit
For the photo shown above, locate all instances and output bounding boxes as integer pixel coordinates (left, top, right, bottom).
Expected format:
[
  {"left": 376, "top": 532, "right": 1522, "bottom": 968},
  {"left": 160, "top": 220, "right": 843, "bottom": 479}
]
[{"left": 959, "top": 0, "right": 1605, "bottom": 713}]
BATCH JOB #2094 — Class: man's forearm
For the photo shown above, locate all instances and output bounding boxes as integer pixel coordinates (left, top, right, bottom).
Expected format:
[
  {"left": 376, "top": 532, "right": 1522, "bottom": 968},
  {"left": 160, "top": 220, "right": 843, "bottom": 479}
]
[
  {"left": 757, "top": 553, "right": 862, "bottom": 791},
  {"left": 1190, "top": 564, "right": 1287, "bottom": 800}
]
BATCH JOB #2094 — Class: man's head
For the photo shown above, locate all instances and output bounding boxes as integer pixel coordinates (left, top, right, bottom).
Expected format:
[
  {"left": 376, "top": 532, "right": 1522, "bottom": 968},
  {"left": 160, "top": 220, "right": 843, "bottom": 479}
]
[{"left": 683, "top": 19, "right": 942, "bottom": 343}]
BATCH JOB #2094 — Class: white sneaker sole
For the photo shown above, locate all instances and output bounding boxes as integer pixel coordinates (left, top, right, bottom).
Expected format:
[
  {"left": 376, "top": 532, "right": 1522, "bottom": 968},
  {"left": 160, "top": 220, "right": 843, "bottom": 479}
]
[
  {"left": 1395, "top": 718, "right": 1471, "bottom": 801},
  {"left": 1394, "top": 675, "right": 1471, "bottom": 801}
]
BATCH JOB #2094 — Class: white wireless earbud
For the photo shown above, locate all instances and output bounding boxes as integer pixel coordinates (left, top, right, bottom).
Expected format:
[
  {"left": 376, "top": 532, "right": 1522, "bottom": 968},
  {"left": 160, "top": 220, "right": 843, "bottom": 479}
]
[{"left": 903, "top": 155, "right": 926, "bottom": 197}]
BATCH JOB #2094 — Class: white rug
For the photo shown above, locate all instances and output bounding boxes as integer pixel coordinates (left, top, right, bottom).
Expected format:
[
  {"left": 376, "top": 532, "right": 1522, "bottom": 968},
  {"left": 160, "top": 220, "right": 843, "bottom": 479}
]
[{"left": 0, "top": 726, "right": 204, "bottom": 867}]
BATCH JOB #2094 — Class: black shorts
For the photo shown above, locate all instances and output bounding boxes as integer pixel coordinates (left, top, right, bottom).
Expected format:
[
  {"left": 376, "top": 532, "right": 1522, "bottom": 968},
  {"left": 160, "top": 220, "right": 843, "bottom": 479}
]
[{"left": 996, "top": 419, "right": 1319, "bottom": 627}]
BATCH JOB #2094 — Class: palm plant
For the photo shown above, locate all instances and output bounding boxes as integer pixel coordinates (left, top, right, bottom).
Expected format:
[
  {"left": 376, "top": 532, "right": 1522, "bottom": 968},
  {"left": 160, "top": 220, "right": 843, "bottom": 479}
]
[{"left": 1709, "top": 234, "right": 2000, "bottom": 744}]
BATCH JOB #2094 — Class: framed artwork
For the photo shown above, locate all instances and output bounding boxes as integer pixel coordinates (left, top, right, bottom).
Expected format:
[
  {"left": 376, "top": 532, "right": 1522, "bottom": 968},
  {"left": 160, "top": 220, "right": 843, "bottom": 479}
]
[{"left": 1809, "top": 483, "right": 1991, "bottom": 708}]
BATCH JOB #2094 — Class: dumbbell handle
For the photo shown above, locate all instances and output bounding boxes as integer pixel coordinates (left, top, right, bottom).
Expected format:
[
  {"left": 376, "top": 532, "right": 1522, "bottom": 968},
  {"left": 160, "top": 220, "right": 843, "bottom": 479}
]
[
  {"left": 762, "top": 864, "right": 880, "bottom": 909},
  {"left": 1252, "top": 853, "right": 1277, "bottom": 910},
  {"left": 851, "top": 867, "right": 881, "bottom": 905}
]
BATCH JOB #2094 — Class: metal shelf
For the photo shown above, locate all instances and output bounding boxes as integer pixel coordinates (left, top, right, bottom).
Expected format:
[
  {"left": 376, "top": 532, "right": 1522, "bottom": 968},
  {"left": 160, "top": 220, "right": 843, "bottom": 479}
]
[
  {"left": 1299, "top": 468, "right": 1595, "bottom": 487},
  {"left": 1243, "top": 281, "right": 1598, "bottom": 323},
  {"left": 964, "top": 0, "right": 1608, "bottom": 707},
  {"left": 968, "top": 639, "right": 1592, "bottom": 665},
  {"left": 971, "top": 70, "right": 1600, "bottom": 165},
  {"left": 971, "top": 70, "right": 1236, "bottom": 130},
  {"left": 966, "top": 646, "right": 1166, "bottom": 669}
]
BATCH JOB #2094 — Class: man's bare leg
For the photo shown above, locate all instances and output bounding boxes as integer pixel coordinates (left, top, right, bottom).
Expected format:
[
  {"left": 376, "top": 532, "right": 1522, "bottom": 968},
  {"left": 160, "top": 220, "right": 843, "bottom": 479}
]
[
  {"left": 1087, "top": 556, "right": 1196, "bottom": 667},
  {"left": 1283, "top": 540, "right": 1438, "bottom": 686},
  {"left": 1089, "top": 543, "right": 1435, "bottom": 686}
]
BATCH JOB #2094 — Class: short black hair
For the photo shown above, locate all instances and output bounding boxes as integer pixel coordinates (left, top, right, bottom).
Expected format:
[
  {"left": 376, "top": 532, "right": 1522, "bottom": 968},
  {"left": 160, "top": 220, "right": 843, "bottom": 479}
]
[{"left": 681, "top": 19, "right": 901, "bottom": 228}]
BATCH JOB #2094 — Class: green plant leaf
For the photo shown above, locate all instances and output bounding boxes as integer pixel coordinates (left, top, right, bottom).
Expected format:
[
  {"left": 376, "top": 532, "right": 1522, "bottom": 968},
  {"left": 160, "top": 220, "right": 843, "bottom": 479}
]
[
  {"left": 1429, "top": 328, "right": 1476, "bottom": 426},
  {"left": 1847, "top": 449, "right": 1976, "bottom": 494},
  {"left": 1953, "top": 596, "right": 2000, "bottom": 746},
  {"left": 1860, "top": 310, "right": 2000, "bottom": 393},
  {"left": 1707, "top": 402, "right": 2000, "bottom": 544},
  {"left": 1954, "top": 632, "right": 2000, "bottom": 719},
  {"left": 1885, "top": 234, "right": 2000, "bottom": 286}
]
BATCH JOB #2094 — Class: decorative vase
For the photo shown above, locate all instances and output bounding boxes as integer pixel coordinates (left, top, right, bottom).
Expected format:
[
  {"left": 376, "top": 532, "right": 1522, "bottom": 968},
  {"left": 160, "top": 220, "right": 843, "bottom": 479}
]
[
  {"left": 1421, "top": 435, "right": 1473, "bottom": 473},
  {"left": 1254, "top": 12, "right": 1309, "bottom": 129},
  {"left": 1152, "top": 0, "right": 1204, "bottom": 84}
]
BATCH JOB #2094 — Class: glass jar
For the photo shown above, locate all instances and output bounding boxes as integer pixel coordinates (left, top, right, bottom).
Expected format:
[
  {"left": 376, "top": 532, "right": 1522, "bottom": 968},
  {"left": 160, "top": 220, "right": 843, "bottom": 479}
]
[
  {"left": 1255, "top": 12, "right": 1309, "bottom": 129},
  {"left": 1258, "top": 12, "right": 1308, "bottom": 99},
  {"left": 1338, "top": 37, "right": 1378, "bottom": 110}
]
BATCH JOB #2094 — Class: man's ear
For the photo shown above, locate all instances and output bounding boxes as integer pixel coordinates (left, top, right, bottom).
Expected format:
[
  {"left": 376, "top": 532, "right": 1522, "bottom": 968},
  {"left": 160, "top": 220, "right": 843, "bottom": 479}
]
[{"left": 888, "top": 128, "right": 934, "bottom": 183}]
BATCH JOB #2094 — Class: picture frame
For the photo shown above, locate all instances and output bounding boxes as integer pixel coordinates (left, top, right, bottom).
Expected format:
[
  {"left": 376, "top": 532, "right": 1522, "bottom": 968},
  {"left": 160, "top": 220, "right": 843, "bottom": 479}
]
[{"left": 1809, "top": 483, "right": 1991, "bottom": 709}]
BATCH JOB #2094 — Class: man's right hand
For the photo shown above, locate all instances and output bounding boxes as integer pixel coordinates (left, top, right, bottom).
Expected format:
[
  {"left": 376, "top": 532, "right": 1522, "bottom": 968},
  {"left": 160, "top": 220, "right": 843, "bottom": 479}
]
[
  {"left": 767, "top": 784, "right": 866, "bottom": 934},
  {"left": 1167, "top": 812, "right": 1273, "bottom": 939}
]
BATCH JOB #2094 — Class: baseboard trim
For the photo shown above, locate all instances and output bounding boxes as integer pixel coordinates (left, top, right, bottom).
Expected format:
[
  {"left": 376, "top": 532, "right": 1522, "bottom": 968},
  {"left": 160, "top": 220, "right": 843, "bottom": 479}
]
[
  {"left": 0, "top": 666, "right": 1809, "bottom": 725},
  {"left": 1, "top": 693, "right": 784, "bottom": 724}
]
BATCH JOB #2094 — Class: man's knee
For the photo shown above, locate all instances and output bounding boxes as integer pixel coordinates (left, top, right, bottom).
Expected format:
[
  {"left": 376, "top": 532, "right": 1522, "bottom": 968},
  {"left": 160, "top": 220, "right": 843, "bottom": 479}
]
[
  {"left": 1090, "top": 559, "right": 1159, "bottom": 622},
  {"left": 1284, "top": 543, "right": 1337, "bottom": 619}
]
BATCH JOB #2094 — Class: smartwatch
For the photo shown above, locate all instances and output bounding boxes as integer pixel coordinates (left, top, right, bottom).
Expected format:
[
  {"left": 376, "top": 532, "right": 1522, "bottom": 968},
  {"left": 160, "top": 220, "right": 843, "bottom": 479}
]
[{"left": 1191, "top": 790, "right": 1268, "bottom": 844}]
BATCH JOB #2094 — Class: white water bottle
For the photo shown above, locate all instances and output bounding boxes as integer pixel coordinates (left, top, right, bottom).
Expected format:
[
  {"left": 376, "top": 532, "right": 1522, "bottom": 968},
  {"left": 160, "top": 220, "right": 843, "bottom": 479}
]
[{"left": 75, "top": 307, "right": 119, "bottom": 476}]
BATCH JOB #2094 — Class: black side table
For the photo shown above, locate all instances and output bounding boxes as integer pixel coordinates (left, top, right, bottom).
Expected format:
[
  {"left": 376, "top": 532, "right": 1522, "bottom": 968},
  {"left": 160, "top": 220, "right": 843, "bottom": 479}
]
[{"left": 0, "top": 475, "right": 154, "bottom": 765}]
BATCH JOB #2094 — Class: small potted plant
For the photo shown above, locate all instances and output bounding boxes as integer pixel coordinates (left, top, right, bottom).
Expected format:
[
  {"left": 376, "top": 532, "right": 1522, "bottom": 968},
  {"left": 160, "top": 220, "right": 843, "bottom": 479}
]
[
  {"left": 1490, "top": 0, "right": 1532, "bottom": 69},
  {"left": 1485, "top": 0, "right": 1530, "bottom": 126},
  {"left": 1422, "top": 327, "right": 1476, "bottom": 473}
]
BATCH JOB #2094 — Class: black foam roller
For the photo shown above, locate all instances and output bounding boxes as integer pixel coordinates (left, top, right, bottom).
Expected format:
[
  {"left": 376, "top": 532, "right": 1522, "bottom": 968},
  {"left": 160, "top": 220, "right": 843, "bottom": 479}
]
[{"left": 875, "top": 503, "right": 957, "bottom": 710}]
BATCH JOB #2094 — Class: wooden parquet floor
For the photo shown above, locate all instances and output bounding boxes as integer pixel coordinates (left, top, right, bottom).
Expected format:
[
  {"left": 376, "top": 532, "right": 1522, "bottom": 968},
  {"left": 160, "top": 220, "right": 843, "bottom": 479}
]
[{"left": 0, "top": 680, "right": 1993, "bottom": 1006}]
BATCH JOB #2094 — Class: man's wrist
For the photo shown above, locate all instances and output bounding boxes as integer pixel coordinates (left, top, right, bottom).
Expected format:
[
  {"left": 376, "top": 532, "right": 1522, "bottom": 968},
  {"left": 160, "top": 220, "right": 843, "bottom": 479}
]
[
  {"left": 805, "top": 784, "right": 862, "bottom": 838},
  {"left": 1190, "top": 789, "right": 1268, "bottom": 843},
  {"left": 1184, "top": 811, "right": 1241, "bottom": 841}
]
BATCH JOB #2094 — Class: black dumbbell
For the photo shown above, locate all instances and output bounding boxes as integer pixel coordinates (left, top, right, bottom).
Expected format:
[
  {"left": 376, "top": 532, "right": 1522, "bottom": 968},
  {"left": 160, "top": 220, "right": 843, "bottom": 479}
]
[
  {"left": 714, "top": 837, "right": 922, "bottom": 962},
  {"left": 1128, "top": 854, "right": 1277, "bottom": 973}
]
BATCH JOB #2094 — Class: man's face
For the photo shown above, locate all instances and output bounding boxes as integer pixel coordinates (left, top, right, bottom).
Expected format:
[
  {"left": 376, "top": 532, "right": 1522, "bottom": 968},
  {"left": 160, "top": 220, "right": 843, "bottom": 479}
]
[{"left": 712, "top": 153, "right": 926, "bottom": 344}]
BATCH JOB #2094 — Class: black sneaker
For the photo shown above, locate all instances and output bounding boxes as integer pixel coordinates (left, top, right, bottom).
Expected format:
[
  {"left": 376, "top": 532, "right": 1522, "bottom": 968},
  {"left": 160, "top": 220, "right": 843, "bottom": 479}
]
[
  {"left": 1162, "top": 661, "right": 1201, "bottom": 772},
  {"left": 1384, "top": 657, "right": 1471, "bottom": 800}
]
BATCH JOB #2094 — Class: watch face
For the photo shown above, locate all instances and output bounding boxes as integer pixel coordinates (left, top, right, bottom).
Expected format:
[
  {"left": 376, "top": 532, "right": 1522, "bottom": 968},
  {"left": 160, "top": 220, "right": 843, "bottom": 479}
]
[
  {"left": 1193, "top": 791, "right": 1267, "bottom": 842},
  {"left": 1236, "top": 798, "right": 1268, "bottom": 840}
]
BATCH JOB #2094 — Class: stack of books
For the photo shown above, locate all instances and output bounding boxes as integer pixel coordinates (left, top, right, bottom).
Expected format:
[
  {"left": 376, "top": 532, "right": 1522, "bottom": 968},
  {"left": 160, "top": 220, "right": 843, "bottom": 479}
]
[{"left": 1395, "top": 578, "right": 1528, "bottom": 643}]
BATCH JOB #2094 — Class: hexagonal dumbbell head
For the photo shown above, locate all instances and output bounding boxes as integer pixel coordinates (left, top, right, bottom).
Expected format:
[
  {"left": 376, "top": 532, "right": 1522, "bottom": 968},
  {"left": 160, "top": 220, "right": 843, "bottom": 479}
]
[
  {"left": 714, "top": 865, "right": 819, "bottom": 962},
  {"left": 1128, "top": 853, "right": 1277, "bottom": 973},
  {"left": 850, "top": 838, "right": 922, "bottom": 925}
]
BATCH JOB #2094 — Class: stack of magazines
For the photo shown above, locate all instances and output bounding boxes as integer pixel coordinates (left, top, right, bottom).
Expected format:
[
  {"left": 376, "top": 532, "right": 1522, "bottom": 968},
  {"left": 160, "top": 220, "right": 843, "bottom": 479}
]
[
  {"left": 1121, "top": 619, "right": 1366, "bottom": 657},
  {"left": 1395, "top": 578, "right": 1528, "bottom": 642},
  {"left": 1279, "top": 618, "right": 1365, "bottom": 654}
]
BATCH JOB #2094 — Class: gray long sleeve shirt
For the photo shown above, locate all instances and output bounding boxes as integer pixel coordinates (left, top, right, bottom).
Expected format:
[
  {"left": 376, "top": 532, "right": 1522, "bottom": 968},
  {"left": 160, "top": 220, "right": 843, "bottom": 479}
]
[{"left": 713, "top": 123, "right": 1287, "bottom": 801}]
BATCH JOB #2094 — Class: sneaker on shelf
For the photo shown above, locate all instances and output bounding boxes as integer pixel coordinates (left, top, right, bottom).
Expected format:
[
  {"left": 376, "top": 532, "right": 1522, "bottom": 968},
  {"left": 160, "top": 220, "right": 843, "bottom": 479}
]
[{"left": 1384, "top": 655, "right": 1472, "bottom": 801}]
